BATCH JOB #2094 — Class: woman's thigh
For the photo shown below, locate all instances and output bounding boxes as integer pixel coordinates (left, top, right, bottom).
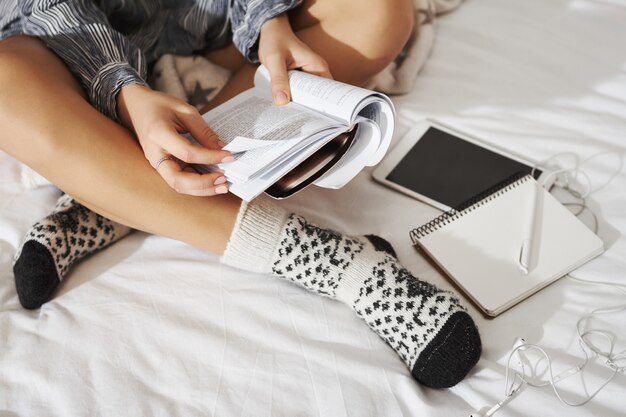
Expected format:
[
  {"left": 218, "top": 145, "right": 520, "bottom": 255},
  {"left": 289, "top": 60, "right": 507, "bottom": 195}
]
[
  {"left": 0, "top": 36, "right": 85, "bottom": 101},
  {"left": 0, "top": 35, "right": 141, "bottom": 215},
  {"left": 0, "top": 36, "right": 91, "bottom": 165},
  {"left": 0, "top": 36, "right": 240, "bottom": 251}
]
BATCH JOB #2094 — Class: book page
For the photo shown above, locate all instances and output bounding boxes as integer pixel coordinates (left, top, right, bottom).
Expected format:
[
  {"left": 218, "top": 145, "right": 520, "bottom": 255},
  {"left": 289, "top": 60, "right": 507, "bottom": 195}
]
[
  {"left": 203, "top": 89, "right": 337, "bottom": 143},
  {"left": 354, "top": 100, "right": 395, "bottom": 165},
  {"left": 222, "top": 137, "right": 286, "bottom": 153},
  {"left": 228, "top": 126, "right": 346, "bottom": 201},
  {"left": 313, "top": 117, "right": 381, "bottom": 189},
  {"left": 202, "top": 89, "right": 342, "bottom": 181},
  {"left": 254, "top": 66, "right": 395, "bottom": 167},
  {"left": 222, "top": 139, "right": 296, "bottom": 183},
  {"left": 254, "top": 66, "right": 374, "bottom": 125}
]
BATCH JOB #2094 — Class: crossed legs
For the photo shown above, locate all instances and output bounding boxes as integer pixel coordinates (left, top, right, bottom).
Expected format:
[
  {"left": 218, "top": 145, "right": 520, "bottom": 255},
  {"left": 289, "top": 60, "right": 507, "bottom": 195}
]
[
  {"left": 0, "top": 0, "right": 412, "bottom": 306},
  {"left": 0, "top": 3, "right": 481, "bottom": 388},
  {"left": 0, "top": 0, "right": 413, "bottom": 252}
]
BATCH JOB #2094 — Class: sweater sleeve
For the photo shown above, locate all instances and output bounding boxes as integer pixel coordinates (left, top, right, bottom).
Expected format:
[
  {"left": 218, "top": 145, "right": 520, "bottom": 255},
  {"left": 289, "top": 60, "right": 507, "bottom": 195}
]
[
  {"left": 229, "top": 0, "right": 302, "bottom": 63},
  {"left": 22, "top": 0, "right": 148, "bottom": 122}
]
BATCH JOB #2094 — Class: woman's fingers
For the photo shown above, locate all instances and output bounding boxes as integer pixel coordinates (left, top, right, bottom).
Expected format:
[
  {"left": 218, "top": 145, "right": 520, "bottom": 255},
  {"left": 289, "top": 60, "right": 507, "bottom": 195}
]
[
  {"left": 151, "top": 122, "right": 232, "bottom": 165},
  {"left": 156, "top": 157, "right": 229, "bottom": 196},
  {"left": 142, "top": 119, "right": 233, "bottom": 196},
  {"left": 176, "top": 106, "right": 226, "bottom": 150},
  {"left": 121, "top": 85, "right": 234, "bottom": 196},
  {"left": 262, "top": 42, "right": 333, "bottom": 106},
  {"left": 299, "top": 53, "right": 332, "bottom": 80},
  {"left": 263, "top": 52, "right": 291, "bottom": 105}
]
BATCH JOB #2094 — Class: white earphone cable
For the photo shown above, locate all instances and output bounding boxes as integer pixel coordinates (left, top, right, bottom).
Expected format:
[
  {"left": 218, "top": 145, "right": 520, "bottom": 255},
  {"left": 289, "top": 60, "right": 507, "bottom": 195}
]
[{"left": 473, "top": 149, "right": 625, "bottom": 417}]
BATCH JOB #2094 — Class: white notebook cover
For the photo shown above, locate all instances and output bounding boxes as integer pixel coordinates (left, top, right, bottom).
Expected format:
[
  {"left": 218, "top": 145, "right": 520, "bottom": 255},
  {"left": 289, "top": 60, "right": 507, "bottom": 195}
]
[{"left": 412, "top": 176, "right": 604, "bottom": 316}]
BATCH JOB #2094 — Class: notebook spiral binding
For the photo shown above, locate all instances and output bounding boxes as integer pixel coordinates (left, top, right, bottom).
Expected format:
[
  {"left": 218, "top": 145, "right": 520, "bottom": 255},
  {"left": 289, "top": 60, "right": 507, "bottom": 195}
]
[{"left": 409, "top": 171, "right": 531, "bottom": 246}]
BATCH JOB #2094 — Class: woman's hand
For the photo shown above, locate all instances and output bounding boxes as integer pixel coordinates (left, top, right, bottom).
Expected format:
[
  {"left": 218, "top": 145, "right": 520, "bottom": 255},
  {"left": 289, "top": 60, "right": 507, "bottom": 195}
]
[
  {"left": 117, "top": 84, "right": 233, "bottom": 196},
  {"left": 258, "top": 14, "right": 332, "bottom": 105}
]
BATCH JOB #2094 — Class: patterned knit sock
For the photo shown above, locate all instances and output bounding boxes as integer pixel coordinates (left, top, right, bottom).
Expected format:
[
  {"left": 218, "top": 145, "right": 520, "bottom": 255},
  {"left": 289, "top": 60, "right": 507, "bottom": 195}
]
[
  {"left": 13, "top": 194, "right": 132, "bottom": 309},
  {"left": 221, "top": 197, "right": 481, "bottom": 388}
]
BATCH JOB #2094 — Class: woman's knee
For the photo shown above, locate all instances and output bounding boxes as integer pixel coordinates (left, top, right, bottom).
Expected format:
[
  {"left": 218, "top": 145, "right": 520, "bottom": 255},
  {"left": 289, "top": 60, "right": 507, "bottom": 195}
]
[
  {"left": 301, "top": 0, "right": 414, "bottom": 78},
  {"left": 351, "top": 0, "right": 414, "bottom": 64}
]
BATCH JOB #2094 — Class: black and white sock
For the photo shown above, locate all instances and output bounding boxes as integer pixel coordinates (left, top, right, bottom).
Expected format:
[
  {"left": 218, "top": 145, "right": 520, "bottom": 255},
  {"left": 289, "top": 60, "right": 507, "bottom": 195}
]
[
  {"left": 221, "top": 197, "right": 481, "bottom": 388},
  {"left": 13, "top": 194, "right": 132, "bottom": 309}
]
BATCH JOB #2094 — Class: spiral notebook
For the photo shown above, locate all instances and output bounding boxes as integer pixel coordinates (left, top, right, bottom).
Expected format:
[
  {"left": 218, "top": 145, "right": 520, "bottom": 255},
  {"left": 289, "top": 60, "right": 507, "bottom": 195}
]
[{"left": 410, "top": 175, "right": 604, "bottom": 317}]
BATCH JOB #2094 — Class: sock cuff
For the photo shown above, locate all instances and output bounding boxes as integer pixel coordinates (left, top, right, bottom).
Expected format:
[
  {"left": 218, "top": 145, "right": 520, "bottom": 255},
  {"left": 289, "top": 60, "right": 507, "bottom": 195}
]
[
  {"left": 220, "top": 195, "right": 289, "bottom": 273},
  {"left": 335, "top": 243, "right": 379, "bottom": 305}
]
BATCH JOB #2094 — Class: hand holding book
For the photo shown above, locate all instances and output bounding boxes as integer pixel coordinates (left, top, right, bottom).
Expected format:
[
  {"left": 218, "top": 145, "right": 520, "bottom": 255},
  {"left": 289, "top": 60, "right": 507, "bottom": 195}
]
[
  {"left": 117, "top": 83, "right": 233, "bottom": 196},
  {"left": 258, "top": 13, "right": 332, "bottom": 105},
  {"left": 193, "top": 65, "right": 396, "bottom": 201}
]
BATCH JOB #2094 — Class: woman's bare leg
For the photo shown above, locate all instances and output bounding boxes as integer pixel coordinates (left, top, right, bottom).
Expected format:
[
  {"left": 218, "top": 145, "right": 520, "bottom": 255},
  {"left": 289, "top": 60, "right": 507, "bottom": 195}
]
[
  {"left": 289, "top": 0, "right": 414, "bottom": 84},
  {"left": 1, "top": 0, "right": 413, "bottom": 253},
  {"left": 203, "top": 0, "right": 414, "bottom": 111},
  {"left": 0, "top": 36, "right": 239, "bottom": 255}
]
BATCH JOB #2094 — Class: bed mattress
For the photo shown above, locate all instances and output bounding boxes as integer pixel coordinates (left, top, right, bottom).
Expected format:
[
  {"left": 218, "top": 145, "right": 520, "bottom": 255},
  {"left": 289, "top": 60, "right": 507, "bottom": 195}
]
[{"left": 1, "top": 0, "right": 625, "bottom": 415}]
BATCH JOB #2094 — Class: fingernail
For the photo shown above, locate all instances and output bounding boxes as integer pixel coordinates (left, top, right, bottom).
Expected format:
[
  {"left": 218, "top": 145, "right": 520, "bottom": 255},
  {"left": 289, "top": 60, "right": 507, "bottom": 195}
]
[
  {"left": 215, "top": 185, "right": 228, "bottom": 194},
  {"left": 218, "top": 140, "right": 226, "bottom": 148},
  {"left": 221, "top": 156, "right": 235, "bottom": 163},
  {"left": 213, "top": 176, "right": 227, "bottom": 185},
  {"left": 274, "top": 91, "right": 289, "bottom": 105}
]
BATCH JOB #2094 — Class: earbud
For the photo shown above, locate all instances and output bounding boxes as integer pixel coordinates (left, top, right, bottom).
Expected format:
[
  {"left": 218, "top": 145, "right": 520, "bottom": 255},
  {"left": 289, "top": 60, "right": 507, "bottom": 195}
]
[
  {"left": 469, "top": 400, "right": 506, "bottom": 417},
  {"left": 513, "top": 337, "right": 527, "bottom": 350}
]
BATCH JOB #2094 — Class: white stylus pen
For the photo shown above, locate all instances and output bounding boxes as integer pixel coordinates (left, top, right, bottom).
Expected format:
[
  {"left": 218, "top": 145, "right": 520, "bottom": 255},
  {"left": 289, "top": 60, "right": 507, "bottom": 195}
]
[{"left": 518, "top": 179, "right": 540, "bottom": 274}]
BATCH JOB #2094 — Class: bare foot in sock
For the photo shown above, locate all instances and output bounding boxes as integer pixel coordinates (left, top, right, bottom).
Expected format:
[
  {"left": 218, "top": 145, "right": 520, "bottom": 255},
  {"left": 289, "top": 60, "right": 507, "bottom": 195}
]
[
  {"left": 221, "top": 197, "right": 481, "bottom": 388},
  {"left": 13, "top": 194, "right": 132, "bottom": 309}
]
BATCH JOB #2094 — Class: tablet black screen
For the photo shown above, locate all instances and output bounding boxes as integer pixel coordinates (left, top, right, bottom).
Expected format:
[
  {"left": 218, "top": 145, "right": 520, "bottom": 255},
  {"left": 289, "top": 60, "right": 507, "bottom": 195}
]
[{"left": 386, "top": 127, "right": 540, "bottom": 209}]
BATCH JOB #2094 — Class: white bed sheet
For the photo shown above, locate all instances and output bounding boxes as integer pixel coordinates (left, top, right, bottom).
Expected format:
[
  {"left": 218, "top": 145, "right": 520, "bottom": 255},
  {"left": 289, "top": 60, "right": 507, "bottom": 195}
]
[{"left": 1, "top": 0, "right": 625, "bottom": 415}]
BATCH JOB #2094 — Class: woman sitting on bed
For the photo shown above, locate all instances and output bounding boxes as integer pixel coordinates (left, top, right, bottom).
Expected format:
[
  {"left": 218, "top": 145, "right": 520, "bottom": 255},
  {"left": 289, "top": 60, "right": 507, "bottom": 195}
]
[{"left": 0, "top": 0, "right": 480, "bottom": 388}]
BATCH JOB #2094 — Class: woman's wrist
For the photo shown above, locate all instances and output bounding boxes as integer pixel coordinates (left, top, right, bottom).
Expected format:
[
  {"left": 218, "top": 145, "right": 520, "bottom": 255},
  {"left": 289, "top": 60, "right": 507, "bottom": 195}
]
[
  {"left": 116, "top": 83, "right": 151, "bottom": 131},
  {"left": 260, "top": 13, "right": 294, "bottom": 41}
]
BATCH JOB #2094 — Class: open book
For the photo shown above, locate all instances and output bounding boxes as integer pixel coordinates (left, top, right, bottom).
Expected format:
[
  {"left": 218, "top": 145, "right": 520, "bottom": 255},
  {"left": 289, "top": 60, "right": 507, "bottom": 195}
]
[{"left": 195, "top": 66, "right": 395, "bottom": 201}]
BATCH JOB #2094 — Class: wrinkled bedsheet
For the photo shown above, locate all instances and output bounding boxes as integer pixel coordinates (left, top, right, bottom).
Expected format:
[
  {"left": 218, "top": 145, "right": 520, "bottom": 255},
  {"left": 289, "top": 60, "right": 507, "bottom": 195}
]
[{"left": 1, "top": 0, "right": 625, "bottom": 415}]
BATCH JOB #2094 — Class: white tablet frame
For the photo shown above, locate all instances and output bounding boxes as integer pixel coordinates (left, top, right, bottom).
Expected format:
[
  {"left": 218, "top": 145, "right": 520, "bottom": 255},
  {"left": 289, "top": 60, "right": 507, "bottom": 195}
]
[{"left": 372, "top": 119, "right": 554, "bottom": 211}]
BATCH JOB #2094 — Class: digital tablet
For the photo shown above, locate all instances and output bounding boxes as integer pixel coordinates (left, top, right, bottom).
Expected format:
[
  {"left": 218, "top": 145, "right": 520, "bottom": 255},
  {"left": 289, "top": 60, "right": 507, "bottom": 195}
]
[{"left": 372, "top": 120, "right": 553, "bottom": 211}]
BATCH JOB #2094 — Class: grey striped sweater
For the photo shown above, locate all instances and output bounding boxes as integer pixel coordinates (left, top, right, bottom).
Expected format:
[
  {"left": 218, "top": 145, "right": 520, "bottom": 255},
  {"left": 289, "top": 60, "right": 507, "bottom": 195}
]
[{"left": 0, "top": 0, "right": 301, "bottom": 121}]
